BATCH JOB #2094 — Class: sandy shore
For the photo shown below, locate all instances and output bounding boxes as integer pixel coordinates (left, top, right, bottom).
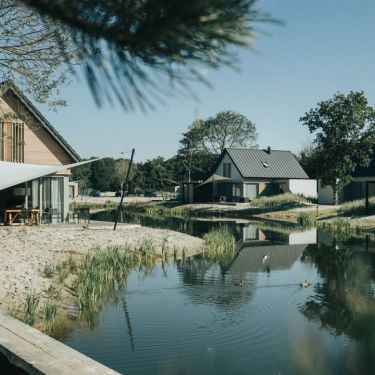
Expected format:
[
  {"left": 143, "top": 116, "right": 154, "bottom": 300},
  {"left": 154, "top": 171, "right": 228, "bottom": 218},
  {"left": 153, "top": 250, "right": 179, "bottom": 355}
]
[{"left": 0, "top": 224, "right": 204, "bottom": 312}]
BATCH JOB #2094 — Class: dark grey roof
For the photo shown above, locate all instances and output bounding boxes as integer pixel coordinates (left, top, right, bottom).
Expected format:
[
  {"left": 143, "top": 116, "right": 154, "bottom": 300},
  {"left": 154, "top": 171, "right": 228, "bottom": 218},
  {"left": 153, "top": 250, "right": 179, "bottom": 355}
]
[
  {"left": 229, "top": 243, "right": 307, "bottom": 274},
  {"left": 225, "top": 148, "right": 309, "bottom": 179},
  {"left": 0, "top": 81, "right": 81, "bottom": 162}
]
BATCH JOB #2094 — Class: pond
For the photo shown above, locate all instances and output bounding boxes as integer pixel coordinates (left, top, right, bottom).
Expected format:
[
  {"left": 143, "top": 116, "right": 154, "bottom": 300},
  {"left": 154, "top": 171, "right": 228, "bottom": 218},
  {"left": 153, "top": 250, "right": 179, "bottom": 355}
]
[{"left": 60, "top": 212, "right": 375, "bottom": 375}]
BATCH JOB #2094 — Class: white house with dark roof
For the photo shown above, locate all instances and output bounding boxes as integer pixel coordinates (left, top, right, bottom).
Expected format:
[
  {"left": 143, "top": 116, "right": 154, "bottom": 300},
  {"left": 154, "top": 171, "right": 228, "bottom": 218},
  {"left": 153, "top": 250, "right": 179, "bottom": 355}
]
[{"left": 206, "top": 147, "right": 317, "bottom": 203}]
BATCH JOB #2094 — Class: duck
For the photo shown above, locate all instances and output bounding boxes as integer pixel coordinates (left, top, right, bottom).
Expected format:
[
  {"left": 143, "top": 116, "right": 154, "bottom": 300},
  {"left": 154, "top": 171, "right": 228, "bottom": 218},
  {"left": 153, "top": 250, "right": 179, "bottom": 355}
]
[
  {"left": 234, "top": 280, "right": 244, "bottom": 287},
  {"left": 300, "top": 280, "right": 309, "bottom": 288}
]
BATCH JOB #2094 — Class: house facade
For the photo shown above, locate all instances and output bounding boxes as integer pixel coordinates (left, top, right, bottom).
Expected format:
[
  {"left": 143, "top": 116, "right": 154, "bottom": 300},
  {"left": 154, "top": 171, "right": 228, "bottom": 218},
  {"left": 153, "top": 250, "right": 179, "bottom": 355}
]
[
  {"left": 193, "top": 148, "right": 317, "bottom": 203},
  {"left": 0, "top": 81, "right": 81, "bottom": 222},
  {"left": 318, "top": 158, "right": 375, "bottom": 204}
]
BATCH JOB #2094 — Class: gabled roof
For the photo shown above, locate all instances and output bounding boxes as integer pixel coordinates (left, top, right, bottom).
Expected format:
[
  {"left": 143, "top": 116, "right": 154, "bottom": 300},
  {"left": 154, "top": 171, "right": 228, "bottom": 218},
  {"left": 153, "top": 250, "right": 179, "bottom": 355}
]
[
  {"left": 229, "top": 243, "right": 307, "bottom": 274},
  {"left": 220, "top": 148, "right": 309, "bottom": 179},
  {"left": 0, "top": 80, "right": 81, "bottom": 162}
]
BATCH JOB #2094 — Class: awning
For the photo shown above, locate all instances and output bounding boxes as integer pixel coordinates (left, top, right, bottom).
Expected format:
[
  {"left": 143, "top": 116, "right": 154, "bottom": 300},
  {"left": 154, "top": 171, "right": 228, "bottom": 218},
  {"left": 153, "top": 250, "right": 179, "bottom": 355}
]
[
  {"left": 0, "top": 159, "right": 99, "bottom": 191},
  {"left": 195, "top": 174, "right": 231, "bottom": 187}
]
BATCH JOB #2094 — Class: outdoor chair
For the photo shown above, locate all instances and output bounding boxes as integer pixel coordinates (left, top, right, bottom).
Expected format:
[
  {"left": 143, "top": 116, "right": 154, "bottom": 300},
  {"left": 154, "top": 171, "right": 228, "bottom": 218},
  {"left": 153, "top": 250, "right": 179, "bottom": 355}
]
[
  {"left": 73, "top": 207, "right": 90, "bottom": 224},
  {"left": 41, "top": 208, "right": 61, "bottom": 224}
]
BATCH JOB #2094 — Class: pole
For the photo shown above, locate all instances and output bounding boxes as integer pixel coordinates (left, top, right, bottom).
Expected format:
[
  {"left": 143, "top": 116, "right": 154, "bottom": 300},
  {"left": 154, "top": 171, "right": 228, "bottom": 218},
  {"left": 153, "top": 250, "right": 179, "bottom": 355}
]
[
  {"left": 366, "top": 181, "right": 369, "bottom": 215},
  {"left": 114, "top": 148, "right": 135, "bottom": 230}
]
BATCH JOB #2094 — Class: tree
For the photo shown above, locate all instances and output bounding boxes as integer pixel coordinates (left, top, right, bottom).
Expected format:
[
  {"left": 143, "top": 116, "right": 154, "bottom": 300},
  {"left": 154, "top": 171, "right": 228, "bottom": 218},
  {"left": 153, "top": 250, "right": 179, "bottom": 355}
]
[
  {"left": 180, "top": 111, "right": 258, "bottom": 155},
  {"left": 297, "top": 143, "right": 321, "bottom": 179},
  {"left": 22, "top": 0, "right": 274, "bottom": 110},
  {"left": 90, "top": 158, "right": 116, "bottom": 191},
  {"left": 0, "top": 1, "right": 75, "bottom": 108},
  {"left": 300, "top": 91, "right": 375, "bottom": 201}
]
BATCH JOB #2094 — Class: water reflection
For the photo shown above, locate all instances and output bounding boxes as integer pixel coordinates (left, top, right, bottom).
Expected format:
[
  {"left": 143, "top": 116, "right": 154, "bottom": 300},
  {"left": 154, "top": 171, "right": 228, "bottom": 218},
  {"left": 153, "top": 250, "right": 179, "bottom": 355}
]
[
  {"left": 299, "top": 232, "right": 375, "bottom": 374},
  {"left": 60, "top": 219, "right": 375, "bottom": 375}
]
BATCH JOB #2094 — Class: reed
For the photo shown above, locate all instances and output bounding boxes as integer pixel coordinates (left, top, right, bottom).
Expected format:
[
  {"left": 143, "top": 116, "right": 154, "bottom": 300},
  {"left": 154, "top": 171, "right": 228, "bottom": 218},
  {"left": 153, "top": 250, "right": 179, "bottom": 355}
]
[
  {"left": 203, "top": 226, "right": 236, "bottom": 257},
  {"left": 250, "top": 193, "right": 309, "bottom": 208},
  {"left": 339, "top": 197, "right": 375, "bottom": 215},
  {"left": 42, "top": 300, "right": 58, "bottom": 334},
  {"left": 22, "top": 292, "right": 40, "bottom": 326},
  {"left": 44, "top": 284, "right": 61, "bottom": 301},
  {"left": 42, "top": 264, "right": 55, "bottom": 278}
]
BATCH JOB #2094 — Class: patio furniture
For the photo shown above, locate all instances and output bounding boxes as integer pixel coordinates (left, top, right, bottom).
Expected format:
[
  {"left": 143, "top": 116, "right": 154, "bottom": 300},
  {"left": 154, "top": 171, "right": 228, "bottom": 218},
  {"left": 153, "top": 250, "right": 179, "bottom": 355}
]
[
  {"left": 41, "top": 208, "right": 61, "bottom": 224},
  {"left": 73, "top": 207, "right": 90, "bottom": 224},
  {"left": 4, "top": 208, "right": 41, "bottom": 226}
]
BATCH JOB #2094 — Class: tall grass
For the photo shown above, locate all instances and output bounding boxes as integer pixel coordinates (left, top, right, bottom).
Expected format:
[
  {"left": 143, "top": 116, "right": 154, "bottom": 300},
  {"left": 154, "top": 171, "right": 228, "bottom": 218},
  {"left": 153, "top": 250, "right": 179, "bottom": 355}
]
[
  {"left": 250, "top": 193, "right": 308, "bottom": 208},
  {"left": 339, "top": 197, "right": 375, "bottom": 215},
  {"left": 203, "top": 227, "right": 235, "bottom": 255},
  {"left": 22, "top": 292, "right": 40, "bottom": 326},
  {"left": 297, "top": 212, "right": 316, "bottom": 227}
]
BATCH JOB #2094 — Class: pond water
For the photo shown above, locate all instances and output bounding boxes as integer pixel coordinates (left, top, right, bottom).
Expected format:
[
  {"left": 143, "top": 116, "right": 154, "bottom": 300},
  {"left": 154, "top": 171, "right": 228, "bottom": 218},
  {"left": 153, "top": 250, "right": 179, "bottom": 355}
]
[{"left": 60, "top": 212, "right": 375, "bottom": 375}]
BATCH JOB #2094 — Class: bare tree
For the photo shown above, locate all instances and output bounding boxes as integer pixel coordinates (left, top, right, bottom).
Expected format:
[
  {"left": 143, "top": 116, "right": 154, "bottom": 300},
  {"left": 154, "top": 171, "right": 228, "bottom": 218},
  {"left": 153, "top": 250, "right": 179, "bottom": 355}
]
[{"left": 0, "top": 0, "right": 75, "bottom": 108}]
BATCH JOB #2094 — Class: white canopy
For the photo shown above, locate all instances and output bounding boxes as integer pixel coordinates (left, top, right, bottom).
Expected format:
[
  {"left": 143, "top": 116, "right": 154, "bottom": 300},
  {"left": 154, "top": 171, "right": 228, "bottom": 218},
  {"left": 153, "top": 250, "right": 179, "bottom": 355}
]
[{"left": 0, "top": 159, "right": 98, "bottom": 191}]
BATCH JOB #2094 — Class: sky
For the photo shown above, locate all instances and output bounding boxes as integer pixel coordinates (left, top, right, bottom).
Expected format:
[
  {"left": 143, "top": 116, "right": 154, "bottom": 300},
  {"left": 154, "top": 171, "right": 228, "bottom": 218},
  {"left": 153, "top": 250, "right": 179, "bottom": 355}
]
[{"left": 38, "top": 0, "right": 375, "bottom": 162}]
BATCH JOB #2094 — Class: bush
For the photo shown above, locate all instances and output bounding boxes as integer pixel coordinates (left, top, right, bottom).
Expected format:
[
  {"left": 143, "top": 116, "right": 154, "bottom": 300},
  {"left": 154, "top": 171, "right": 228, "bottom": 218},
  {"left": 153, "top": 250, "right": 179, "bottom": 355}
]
[{"left": 297, "top": 212, "right": 316, "bottom": 227}]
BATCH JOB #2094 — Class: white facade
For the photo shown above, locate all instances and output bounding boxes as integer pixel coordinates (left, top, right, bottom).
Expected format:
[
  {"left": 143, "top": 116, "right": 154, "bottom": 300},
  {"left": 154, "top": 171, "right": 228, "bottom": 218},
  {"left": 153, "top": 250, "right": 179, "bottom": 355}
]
[
  {"left": 213, "top": 154, "right": 317, "bottom": 201},
  {"left": 288, "top": 179, "right": 317, "bottom": 199}
]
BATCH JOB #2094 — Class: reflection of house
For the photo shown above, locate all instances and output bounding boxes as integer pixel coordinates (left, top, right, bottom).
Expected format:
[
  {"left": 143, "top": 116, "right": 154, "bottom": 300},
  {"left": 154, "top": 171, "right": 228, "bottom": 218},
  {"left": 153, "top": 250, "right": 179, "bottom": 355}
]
[
  {"left": 194, "top": 148, "right": 317, "bottom": 203},
  {"left": 229, "top": 243, "right": 308, "bottom": 274},
  {"left": 236, "top": 225, "right": 317, "bottom": 245},
  {"left": 318, "top": 158, "right": 375, "bottom": 204},
  {"left": 0, "top": 81, "right": 81, "bottom": 222}
]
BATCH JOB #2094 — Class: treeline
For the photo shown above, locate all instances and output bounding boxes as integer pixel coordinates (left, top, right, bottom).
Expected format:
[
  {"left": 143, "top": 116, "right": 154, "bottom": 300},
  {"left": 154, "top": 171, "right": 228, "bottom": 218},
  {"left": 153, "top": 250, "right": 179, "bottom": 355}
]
[
  {"left": 72, "top": 111, "right": 258, "bottom": 193},
  {"left": 71, "top": 153, "right": 218, "bottom": 193}
]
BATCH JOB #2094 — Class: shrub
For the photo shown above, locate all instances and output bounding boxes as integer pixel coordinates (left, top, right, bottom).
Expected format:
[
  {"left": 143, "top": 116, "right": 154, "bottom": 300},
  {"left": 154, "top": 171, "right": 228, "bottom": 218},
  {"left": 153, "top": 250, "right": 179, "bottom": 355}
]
[{"left": 297, "top": 212, "right": 316, "bottom": 227}]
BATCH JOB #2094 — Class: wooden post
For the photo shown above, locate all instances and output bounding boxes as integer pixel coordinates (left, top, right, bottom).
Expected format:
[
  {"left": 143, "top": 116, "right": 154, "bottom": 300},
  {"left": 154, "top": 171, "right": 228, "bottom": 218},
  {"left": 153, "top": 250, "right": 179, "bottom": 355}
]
[{"left": 114, "top": 148, "right": 135, "bottom": 231}]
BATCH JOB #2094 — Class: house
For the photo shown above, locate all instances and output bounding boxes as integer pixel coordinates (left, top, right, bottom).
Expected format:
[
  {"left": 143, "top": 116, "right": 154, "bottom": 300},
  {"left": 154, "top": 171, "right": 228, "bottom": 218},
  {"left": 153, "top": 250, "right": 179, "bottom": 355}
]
[
  {"left": 0, "top": 81, "right": 81, "bottom": 222},
  {"left": 193, "top": 147, "right": 317, "bottom": 203},
  {"left": 318, "top": 157, "right": 375, "bottom": 204}
]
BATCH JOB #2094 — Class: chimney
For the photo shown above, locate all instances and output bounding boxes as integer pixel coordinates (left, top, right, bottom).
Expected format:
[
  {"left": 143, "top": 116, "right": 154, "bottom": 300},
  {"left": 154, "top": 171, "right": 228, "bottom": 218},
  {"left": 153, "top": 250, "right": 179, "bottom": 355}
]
[{"left": 266, "top": 146, "right": 271, "bottom": 154}]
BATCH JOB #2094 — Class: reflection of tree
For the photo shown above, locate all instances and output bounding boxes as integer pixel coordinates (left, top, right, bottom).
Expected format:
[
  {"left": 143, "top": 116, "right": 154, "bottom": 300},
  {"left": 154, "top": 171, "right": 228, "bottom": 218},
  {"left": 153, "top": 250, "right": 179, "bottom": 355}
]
[
  {"left": 175, "top": 256, "right": 254, "bottom": 311},
  {"left": 300, "top": 241, "right": 375, "bottom": 372}
]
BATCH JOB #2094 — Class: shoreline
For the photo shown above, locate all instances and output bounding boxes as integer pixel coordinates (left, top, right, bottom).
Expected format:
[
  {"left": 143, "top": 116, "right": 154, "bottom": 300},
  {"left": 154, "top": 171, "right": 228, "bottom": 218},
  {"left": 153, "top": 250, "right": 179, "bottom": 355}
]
[{"left": 0, "top": 224, "right": 205, "bottom": 314}]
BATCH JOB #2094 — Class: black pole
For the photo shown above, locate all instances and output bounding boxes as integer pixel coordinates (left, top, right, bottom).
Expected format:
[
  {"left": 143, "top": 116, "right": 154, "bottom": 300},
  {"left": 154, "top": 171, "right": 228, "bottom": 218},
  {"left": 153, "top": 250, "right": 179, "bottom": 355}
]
[
  {"left": 366, "top": 181, "right": 369, "bottom": 215},
  {"left": 114, "top": 148, "right": 135, "bottom": 230}
]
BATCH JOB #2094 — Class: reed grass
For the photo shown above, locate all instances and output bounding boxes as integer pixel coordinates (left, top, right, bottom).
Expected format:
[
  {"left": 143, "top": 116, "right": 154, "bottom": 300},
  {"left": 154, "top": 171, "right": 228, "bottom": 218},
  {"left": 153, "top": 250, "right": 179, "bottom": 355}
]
[
  {"left": 42, "top": 264, "right": 55, "bottom": 278},
  {"left": 42, "top": 300, "right": 58, "bottom": 334},
  {"left": 44, "top": 284, "right": 61, "bottom": 301},
  {"left": 203, "top": 226, "right": 235, "bottom": 257},
  {"left": 339, "top": 197, "right": 375, "bottom": 215},
  {"left": 22, "top": 292, "right": 40, "bottom": 326},
  {"left": 250, "top": 193, "right": 309, "bottom": 208}
]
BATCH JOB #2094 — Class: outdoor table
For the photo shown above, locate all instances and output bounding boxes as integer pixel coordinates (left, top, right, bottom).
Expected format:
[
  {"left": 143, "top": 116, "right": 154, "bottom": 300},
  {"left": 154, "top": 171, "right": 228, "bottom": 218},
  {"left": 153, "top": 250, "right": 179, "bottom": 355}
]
[{"left": 4, "top": 209, "right": 41, "bottom": 226}]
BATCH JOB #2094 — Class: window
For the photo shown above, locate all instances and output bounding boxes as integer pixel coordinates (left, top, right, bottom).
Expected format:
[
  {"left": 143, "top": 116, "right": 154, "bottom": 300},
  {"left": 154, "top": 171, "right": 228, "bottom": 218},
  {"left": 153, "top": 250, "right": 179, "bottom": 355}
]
[
  {"left": 223, "top": 162, "right": 232, "bottom": 178},
  {"left": 0, "top": 121, "right": 24, "bottom": 162},
  {"left": 261, "top": 161, "right": 269, "bottom": 168}
]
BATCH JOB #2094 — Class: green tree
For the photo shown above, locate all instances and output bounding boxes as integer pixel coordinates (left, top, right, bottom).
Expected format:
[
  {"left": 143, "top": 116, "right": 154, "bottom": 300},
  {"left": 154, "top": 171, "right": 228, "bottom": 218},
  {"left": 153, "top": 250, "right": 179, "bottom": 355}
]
[
  {"left": 90, "top": 158, "right": 116, "bottom": 191},
  {"left": 300, "top": 91, "right": 375, "bottom": 202},
  {"left": 297, "top": 143, "right": 321, "bottom": 179},
  {"left": 22, "top": 0, "right": 274, "bottom": 110},
  {"left": 0, "top": 0, "right": 75, "bottom": 108},
  {"left": 180, "top": 111, "right": 258, "bottom": 155}
]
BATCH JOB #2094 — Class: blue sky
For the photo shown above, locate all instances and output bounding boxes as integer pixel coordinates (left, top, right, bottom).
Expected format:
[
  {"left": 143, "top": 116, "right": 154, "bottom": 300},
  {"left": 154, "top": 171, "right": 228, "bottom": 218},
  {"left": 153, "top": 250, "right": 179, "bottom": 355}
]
[{"left": 40, "top": 0, "right": 375, "bottom": 162}]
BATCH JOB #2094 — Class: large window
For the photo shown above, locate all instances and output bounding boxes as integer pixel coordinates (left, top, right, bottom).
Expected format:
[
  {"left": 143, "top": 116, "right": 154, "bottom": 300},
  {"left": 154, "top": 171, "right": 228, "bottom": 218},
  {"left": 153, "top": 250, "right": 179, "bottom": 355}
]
[
  {"left": 223, "top": 162, "right": 232, "bottom": 178},
  {"left": 0, "top": 121, "right": 24, "bottom": 162}
]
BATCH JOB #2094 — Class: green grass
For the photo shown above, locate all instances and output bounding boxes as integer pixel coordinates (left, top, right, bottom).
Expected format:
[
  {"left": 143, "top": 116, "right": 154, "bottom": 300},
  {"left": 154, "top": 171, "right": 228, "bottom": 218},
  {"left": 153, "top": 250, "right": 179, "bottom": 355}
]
[
  {"left": 203, "top": 226, "right": 236, "bottom": 255},
  {"left": 22, "top": 292, "right": 40, "bottom": 326},
  {"left": 339, "top": 197, "right": 375, "bottom": 215},
  {"left": 297, "top": 212, "right": 316, "bottom": 227},
  {"left": 42, "top": 300, "right": 58, "bottom": 335},
  {"left": 250, "top": 193, "right": 309, "bottom": 208},
  {"left": 42, "top": 264, "right": 55, "bottom": 278}
]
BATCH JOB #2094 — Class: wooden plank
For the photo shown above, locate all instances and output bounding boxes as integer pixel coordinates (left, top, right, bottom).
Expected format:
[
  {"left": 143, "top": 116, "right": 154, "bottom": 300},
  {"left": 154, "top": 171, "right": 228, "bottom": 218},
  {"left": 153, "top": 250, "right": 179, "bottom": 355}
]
[{"left": 0, "top": 313, "right": 120, "bottom": 375}]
